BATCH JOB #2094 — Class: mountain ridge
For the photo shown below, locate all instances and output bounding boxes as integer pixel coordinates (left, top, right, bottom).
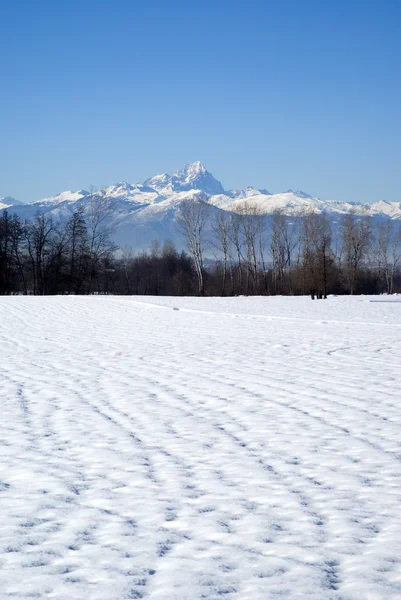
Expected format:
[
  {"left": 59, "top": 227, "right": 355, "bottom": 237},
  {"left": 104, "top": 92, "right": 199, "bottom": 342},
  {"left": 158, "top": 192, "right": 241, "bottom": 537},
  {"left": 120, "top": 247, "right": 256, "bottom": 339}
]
[{"left": 1, "top": 162, "right": 401, "bottom": 249}]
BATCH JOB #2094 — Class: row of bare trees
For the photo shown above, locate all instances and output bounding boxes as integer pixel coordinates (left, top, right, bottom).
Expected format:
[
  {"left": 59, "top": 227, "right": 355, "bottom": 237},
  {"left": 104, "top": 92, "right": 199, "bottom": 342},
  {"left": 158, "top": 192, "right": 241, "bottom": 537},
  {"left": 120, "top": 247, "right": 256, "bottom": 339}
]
[
  {"left": 1, "top": 197, "right": 401, "bottom": 296},
  {"left": 177, "top": 200, "right": 401, "bottom": 297}
]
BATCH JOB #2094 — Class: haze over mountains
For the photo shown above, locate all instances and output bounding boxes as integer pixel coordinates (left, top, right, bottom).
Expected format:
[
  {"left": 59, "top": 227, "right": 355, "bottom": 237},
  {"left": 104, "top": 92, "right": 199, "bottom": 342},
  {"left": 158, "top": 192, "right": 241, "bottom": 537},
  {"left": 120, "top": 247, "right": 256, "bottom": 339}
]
[{"left": 1, "top": 161, "right": 401, "bottom": 249}]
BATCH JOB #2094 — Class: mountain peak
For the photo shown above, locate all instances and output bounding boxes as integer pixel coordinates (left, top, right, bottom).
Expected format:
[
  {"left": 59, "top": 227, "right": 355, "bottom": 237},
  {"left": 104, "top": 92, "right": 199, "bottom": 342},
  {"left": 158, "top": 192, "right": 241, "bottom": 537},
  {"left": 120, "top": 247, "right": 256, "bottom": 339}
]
[
  {"left": 144, "top": 161, "right": 224, "bottom": 196},
  {"left": 107, "top": 181, "right": 136, "bottom": 193},
  {"left": 179, "top": 160, "right": 207, "bottom": 176},
  {"left": 114, "top": 181, "right": 131, "bottom": 188},
  {"left": 0, "top": 196, "right": 20, "bottom": 207},
  {"left": 286, "top": 189, "right": 312, "bottom": 199}
]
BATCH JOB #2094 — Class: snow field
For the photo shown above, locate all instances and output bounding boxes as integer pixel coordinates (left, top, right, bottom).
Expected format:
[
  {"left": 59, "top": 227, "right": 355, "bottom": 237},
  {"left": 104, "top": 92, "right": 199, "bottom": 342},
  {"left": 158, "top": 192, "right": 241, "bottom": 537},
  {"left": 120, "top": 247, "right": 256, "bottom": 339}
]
[{"left": 0, "top": 295, "right": 401, "bottom": 599}]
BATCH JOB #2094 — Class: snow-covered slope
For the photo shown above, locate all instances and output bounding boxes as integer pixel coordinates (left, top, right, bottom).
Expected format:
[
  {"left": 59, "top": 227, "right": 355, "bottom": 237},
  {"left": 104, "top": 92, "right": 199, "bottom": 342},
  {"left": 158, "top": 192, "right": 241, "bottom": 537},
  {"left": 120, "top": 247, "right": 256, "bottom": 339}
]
[
  {"left": 215, "top": 192, "right": 374, "bottom": 217},
  {"left": 103, "top": 182, "right": 162, "bottom": 205},
  {"left": 39, "top": 190, "right": 88, "bottom": 205},
  {"left": 2, "top": 162, "right": 401, "bottom": 248}
]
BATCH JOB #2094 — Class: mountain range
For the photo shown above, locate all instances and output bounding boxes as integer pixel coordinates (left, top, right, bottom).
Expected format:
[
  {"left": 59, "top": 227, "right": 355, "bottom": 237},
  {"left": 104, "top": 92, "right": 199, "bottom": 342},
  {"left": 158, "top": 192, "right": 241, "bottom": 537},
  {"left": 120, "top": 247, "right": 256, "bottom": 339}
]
[{"left": 1, "top": 161, "right": 401, "bottom": 249}]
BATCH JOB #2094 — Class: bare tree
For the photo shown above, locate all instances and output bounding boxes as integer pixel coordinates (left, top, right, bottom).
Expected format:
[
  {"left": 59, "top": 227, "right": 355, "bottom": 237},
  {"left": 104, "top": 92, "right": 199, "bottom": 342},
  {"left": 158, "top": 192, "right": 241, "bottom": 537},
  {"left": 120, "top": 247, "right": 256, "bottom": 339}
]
[
  {"left": 0, "top": 211, "right": 16, "bottom": 294},
  {"left": 9, "top": 214, "right": 27, "bottom": 294},
  {"left": 341, "top": 211, "right": 372, "bottom": 294},
  {"left": 374, "top": 219, "right": 401, "bottom": 294},
  {"left": 211, "top": 210, "right": 233, "bottom": 295},
  {"left": 86, "top": 189, "right": 117, "bottom": 293},
  {"left": 239, "top": 203, "right": 265, "bottom": 293},
  {"left": 66, "top": 207, "right": 90, "bottom": 294},
  {"left": 316, "top": 213, "right": 333, "bottom": 299},
  {"left": 24, "top": 213, "right": 56, "bottom": 295},
  {"left": 228, "top": 211, "right": 244, "bottom": 294},
  {"left": 269, "top": 210, "right": 298, "bottom": 294},
  {"left": 177, "top": 198, "right": 210, "bottom": 295},
  {"left": 389, "top": 224, "right": 401, "bottom": 294},
  {"left": 298, "top": 210, "right": 332, "bottom": 299}
]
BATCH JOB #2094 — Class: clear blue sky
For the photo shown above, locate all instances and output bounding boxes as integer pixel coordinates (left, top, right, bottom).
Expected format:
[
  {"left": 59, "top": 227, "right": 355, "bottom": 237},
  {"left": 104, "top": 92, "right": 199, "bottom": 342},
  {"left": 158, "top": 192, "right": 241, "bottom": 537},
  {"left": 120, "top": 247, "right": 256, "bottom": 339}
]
[{"left": 1, "top": 0, "right": 400, "bottom": 203}]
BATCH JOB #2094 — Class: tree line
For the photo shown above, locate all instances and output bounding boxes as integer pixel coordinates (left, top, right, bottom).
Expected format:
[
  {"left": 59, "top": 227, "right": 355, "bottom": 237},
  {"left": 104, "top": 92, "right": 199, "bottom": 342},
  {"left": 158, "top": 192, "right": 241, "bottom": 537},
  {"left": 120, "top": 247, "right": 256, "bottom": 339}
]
[
  {"left": 176, "top": 200, "right": 401, "bottom": 297},
  {"left": 1, "top": 198, "right": 401, "bottom": 297}
]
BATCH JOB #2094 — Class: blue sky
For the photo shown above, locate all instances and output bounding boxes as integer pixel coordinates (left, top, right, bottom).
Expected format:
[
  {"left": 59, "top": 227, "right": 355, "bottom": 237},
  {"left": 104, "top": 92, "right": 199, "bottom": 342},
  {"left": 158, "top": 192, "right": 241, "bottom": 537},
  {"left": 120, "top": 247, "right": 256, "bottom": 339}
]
[{"left": 1, "top": 0, "right": 401, "bottom": 203}]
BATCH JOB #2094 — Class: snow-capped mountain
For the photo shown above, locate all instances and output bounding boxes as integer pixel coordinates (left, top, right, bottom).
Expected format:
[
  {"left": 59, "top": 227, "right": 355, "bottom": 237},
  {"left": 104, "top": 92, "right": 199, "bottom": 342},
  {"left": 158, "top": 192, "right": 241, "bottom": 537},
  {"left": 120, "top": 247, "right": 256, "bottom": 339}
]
[
  {"left": 0, "top": 196, "right": 20, "bottom": 210},
  {"left": 208, "top": 190, "right": 394, "bottom": 218},
  {"left": 39, "top": 190, "right": 88, "bottom": 205},
  {"left": 2, "top": 162, "right": 401, "bottom": 249},
  {"left": 144, "top": 161, "right": 225, "bottom": 196},
  {"left": 102, "top": 182, "right": 161, "bottom": 205}
]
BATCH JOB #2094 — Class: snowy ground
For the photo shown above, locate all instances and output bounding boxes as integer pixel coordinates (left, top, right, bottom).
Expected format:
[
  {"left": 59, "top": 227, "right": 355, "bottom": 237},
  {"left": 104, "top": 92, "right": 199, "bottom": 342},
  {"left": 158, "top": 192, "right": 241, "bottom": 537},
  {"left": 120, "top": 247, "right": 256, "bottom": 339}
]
[{"left": 1, "top": 295, "right": 401, "bottom": 600}]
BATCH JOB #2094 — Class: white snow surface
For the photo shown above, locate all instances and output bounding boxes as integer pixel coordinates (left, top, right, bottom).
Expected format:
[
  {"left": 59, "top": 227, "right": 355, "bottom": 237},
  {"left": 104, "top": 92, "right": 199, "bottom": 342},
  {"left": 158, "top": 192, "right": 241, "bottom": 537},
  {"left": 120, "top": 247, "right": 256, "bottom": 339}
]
[
  {"left": 38, "top": 191, "right": 87, "bottom": 205},
  {"left": 1, "top": 295, "right": 401, "bottom": 600}
]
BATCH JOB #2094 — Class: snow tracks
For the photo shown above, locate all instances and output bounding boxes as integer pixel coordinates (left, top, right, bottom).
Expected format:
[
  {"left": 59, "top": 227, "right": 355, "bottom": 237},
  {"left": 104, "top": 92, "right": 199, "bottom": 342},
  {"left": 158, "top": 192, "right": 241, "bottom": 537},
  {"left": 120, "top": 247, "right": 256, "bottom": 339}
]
[{"left": 0, "top": 295, "right": 401, "bottom": 599}]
